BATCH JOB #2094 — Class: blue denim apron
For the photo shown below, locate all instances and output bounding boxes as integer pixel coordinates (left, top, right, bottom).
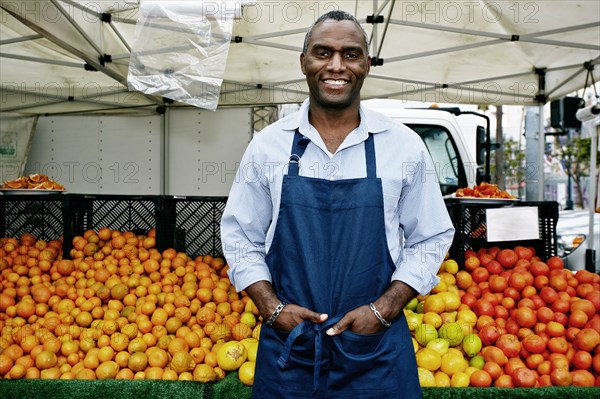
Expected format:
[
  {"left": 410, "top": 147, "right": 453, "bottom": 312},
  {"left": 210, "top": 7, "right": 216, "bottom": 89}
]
[{"left": 252, "top": 131, "right": 422, "bottom": 398}]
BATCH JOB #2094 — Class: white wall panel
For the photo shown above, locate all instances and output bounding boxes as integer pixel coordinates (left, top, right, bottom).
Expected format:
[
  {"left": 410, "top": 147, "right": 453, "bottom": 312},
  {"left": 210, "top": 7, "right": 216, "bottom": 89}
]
[
  {"left": 167, "top": 108, "right": 252, "bottom": 196},
  {"left": 26, "top": 115, "right": 161, "bottom": 194}
]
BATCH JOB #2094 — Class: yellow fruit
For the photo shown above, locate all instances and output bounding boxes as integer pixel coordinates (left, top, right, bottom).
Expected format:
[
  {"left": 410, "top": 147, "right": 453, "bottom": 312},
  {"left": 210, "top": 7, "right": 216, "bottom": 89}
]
[
  {"left": 415, "top": 348, "right": 442, "bottom": 371},
  {"left": 414, "top": 323, "right": 438, "bottom": 347},
  {"left": 240, "top": 312, "right": 257, "bottom": 328},
  {"left": 426, "top": 338, "right": 450, "bottom": 356},
  {"left": 238, "top": 361, "right": 255, "bottom": 386},
  {"left": 462, "top": 334, "right": 482, "bottom": 357},
  {"left": 438, "top": 322, "right": 464, "bottom": 347},
  {"left": 464, "top": 366, "right": 479, "bottom": 378},
  {"left": 96, "top": 361, "right": 119, "bottom": 379},
  {"left": 170, "top": 351, "right": 196, "bottom": 374},
  {"left": 469, "top": 355, "right": 485, "bottom": 370},
  {"left": 457, "top": 309, "right": 477, "bottom": 324},
  {"left": 252, "top": 324, "right": 261, "bottom": 340},
  {"left": 216, "top": 341, "right": 247, "bottom": 371},
  {"left": 193, "top": 364, "right": 217, "bottom": 382},
  {"left": 438, "top": 292, "right": 460, "bottom": 312},
  {"left": 417, "top": 367, "right": 436, "bottom": 387},
  {"left": 240, "top": 338, "right": 258, "bottom": 362},
  {"left": 440, "top": 352, "right": 467, "bottom": 377},
  {"left": 411, "top": 337, "right": 419, "bottom": 353},
  {"left": 430, "top": 281, "right": 448, "bottom": 294},
  {"left": 443, "top": 259, "right": 459, "bottom": 274},
  {"left": 423, "top": 312, "right": 443, "bottom": 329},
  {"left": 128, "top": 352, "right": 148, "bottom": 373},
  {"left": 423, "top": 295, "right": 445, "bottom": 314},
  {"left": 434, "top": 371, "right": 451, "bottom": 387},
  {"left": 450, "top": 371, "right": 470, "bottom": 387},
  {"left": 405, "top": 310, "right": 423, "bottom": 331}
]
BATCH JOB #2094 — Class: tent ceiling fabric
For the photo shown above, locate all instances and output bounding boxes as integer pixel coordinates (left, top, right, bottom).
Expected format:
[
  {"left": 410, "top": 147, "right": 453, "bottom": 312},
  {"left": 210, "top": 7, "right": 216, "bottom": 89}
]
[{"left": 1, "top": 0, "right": 599, "bottom": 115}]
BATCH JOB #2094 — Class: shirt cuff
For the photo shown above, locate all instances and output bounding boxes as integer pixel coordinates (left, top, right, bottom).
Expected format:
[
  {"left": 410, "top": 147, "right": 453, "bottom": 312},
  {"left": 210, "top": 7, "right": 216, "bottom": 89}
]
[
  {"left": 227, "top": 262, "right": 272, "bottom": 293},
  {"left": 392, "top": 264, "right": 440, "bottom": 297}
]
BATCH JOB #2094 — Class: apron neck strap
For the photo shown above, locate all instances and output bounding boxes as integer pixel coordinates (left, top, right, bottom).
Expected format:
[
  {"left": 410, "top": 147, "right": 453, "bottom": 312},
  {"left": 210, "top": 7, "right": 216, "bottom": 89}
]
[
  {"left": 288, "top": 129, "right": 310, "bottom": 176},
  {"left": 288, "top": 129, "right": 377, "bottom": 178},
  {"left": 364, "top": 133, "right": 376, "bottom": 178}
]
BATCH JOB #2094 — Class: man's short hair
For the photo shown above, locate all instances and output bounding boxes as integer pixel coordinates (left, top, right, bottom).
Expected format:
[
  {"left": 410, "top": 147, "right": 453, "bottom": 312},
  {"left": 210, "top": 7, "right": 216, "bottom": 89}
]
[{"left": 302, "top": 10, "right": 369, "bottom": 55}]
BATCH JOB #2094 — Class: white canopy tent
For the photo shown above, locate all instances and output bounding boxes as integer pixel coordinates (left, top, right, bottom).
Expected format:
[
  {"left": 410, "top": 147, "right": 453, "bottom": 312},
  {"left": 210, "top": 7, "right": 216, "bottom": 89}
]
[{"left": 1, "top": 0, "right": 599, "bottom": 115}]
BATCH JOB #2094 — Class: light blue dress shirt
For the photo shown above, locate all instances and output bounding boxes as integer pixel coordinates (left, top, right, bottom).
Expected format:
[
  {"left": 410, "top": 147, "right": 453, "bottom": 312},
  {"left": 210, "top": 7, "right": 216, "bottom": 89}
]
[{"left": 221, "top": 99, "right": 455, "bottom": 297}]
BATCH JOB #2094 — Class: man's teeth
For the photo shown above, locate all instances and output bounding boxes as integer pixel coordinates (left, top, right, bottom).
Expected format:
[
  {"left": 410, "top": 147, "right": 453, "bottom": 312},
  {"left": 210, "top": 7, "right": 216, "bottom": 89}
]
[{"left": 324, "top": 80, "right": 347, "bottom": 85}]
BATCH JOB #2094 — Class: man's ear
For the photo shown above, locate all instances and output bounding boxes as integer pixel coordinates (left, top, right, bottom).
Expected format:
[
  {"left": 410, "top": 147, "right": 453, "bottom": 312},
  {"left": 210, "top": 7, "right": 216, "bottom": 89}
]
[
  {"left": 366, "top": 56, "right": 371, "bottom": 75},
  {"left": 300, "top": 53, "right": 306, "bottom": 75}
]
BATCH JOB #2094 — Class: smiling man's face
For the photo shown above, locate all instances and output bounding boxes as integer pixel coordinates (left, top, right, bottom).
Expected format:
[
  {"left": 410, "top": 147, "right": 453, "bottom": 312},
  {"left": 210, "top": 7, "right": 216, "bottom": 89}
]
[{"left": 301, "top": 19, "right": 370, "bottom": 111}]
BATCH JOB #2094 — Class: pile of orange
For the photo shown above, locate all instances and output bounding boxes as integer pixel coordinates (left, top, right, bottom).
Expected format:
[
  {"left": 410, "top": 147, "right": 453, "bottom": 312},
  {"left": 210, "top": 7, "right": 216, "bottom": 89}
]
[{"left": 0, "top": 230, "right": 260, "bottom": 383}]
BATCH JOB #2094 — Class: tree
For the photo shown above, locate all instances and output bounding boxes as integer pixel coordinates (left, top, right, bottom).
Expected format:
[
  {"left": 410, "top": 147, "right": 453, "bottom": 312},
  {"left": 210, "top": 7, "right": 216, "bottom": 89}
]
[
  {"left": 490, "top": 138, "right": 526, "bottom": 198},
  {"left": 560, "top": 136, "right": 596, "bottom": 208}
]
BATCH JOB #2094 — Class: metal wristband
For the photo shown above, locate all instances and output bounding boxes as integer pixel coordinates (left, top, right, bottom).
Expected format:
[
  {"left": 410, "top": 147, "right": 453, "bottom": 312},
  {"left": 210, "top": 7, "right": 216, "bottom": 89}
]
[
  {"left": 266, "top": 302, "right": 287, "bottom": 327},
  {"left": 369, "top": 302, "right": 391, "bottom": 328}
]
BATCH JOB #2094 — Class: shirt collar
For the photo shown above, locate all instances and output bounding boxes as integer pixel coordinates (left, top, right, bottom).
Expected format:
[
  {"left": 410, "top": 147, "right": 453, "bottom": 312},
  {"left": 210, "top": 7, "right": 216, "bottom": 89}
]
[{"left": 280, "top": 98, "right": 395, "bottom": 136}]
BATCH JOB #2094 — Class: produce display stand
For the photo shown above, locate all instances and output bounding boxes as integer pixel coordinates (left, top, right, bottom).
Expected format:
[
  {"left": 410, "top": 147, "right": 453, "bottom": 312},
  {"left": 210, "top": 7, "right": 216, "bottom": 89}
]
[
  {"left": 0, "top": 376, "right": 597, "bottom": 399},
  {"left": 445, "top": 198, "right": 559, "bottom": 261},
  {"left": 0, "top": 194, "right": 597, "bottom": 396},
  {"left": 0, "top": 194, "right": 227, "bottom": 259}
]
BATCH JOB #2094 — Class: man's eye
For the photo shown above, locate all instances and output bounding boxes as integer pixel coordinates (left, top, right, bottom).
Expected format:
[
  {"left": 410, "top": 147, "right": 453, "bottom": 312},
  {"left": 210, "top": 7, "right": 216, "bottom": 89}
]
[
  {"left": 316, "top": 51, "right": 330, "bottom": 57},
  {"left": 345, "top": 52, "right": 359, "bottom": 59}
]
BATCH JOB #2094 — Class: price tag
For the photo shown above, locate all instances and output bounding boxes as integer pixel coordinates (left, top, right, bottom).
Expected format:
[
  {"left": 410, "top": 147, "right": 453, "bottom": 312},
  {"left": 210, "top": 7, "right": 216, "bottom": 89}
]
[{"left": 486, "top": 207, "right": 539, "bottom": 242}]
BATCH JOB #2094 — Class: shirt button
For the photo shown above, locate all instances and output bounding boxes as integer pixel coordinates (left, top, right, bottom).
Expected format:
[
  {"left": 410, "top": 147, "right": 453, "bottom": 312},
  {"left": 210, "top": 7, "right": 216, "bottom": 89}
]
[{"left": 328, "top": 176, "right": 335, "bottom": 181}]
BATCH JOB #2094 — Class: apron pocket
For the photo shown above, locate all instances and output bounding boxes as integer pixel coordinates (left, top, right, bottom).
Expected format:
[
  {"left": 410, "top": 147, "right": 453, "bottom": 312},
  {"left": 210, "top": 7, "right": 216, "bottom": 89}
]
[{"left": 329, "top": 329, "right": 402, "bottom": 392}]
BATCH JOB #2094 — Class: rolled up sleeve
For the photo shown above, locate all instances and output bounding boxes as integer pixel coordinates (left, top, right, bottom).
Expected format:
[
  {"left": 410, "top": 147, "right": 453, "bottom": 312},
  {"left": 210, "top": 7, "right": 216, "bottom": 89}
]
[
  {"left": 221, "top": 142, "right": 274, "bottom": 292},
  {"left": 392, "top": 147, "right": 455, "bottom": 296}
]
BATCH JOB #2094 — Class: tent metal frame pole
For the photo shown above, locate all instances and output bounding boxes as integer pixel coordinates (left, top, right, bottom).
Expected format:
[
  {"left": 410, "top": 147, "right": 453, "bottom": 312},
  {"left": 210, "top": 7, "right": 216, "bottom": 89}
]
[
  {"left": 49, "top": 0, "right": 104, "bottom": 57},
  {"left": 547, "top": 57, "right": 600, "bottom": 97},
  {"left": 108, "top": 22, "right": 132, "bottom": 53},
  {"left": 0, "top": 53, "right": 82, "bottom": 68},
  {"left": 0, "top": 34, "right": 42, "bottom": 45}
]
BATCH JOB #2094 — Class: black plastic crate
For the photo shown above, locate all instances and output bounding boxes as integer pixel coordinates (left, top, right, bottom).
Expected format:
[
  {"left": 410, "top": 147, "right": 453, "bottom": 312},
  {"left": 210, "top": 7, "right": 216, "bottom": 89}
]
[
  {"left": 445, "top": 199, "right": 559, "bottom": 262},
  {"left": 0, "top": 194, "right": 67, "bottom": 243},
  {"left": 66, "top": 194, "right": 163, "bottom": 256},
  {"left": 161, "top": 196, "right": 227, "bottom": 259}
]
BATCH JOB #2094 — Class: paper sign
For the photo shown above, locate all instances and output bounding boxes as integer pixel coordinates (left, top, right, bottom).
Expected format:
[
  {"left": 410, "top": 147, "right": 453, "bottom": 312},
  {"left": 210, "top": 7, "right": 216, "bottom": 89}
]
[{"left": 486, "top": 207, "right": 540, "bottom": 242}]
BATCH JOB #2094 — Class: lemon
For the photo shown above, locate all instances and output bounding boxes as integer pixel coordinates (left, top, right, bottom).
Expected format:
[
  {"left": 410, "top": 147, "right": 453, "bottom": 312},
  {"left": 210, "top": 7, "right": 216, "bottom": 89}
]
[
  {"left": 423, "top": 295, "right": 445, "bottom": 314},
  {"left": 464, "top": 366, "right": 479, "bottom": 378},
  {"left": 469, "top": 355, "right": 485, "bottom": 370},
  {"left": 434, "top": 371, "right": 451, "bottom": 387},
  {"left": 417, "top": 367, "right": 436, "bottom": 387},
  {"left": 404, "top": 297, "right": 419, "bottom": 311},
  {"left": 444, "top": 259, "right": 459, "bottom": 274},
  {"left": 462, "top": 333, "right": 482, "bottom": 357},
  {"left": 414, "top": 323, "right": 438, "bottom": 347},
  {"left": 438, "top": 322, "right": 464, "bottom": 347},
  {"left": 450, "top": 371, "right": 470, "bottom": 387},
  {"left": 457, "top": 309, "right": 477, "bottom": 324},
  {"left": 240, "top": 311, "right": 257, "bottom": 328},
  {"left": 411, "top": 337, "right": 419, "bottom": 353},
  {"left": 405, "top": 311, "right": 423, "bottom": 332},
  {"left": 438, "top": 292, "right": 461, "bottom": 312},
  {"left": 440, "top": 352, "right": 467, "bottom": 377},
  {"left": 423, "top": 312, "right": 443, "bottom": 329},
  {"left": 240, "top": 338, "right": 258, "bottom": 362},
  {"left": 216, "top": 341, "right": 247, "bottom": 371},
  {"left": 440, "top": 311, "right": 457, "bottom": 324},
  {"left": 238, "top": 361, "right": 255, "bottom": 386},
  {"left": 426, "top": 338, "right": 450, "bottom": 356},
  {"left": 415, "top": 348, "right": 442, "bottom": 371}
]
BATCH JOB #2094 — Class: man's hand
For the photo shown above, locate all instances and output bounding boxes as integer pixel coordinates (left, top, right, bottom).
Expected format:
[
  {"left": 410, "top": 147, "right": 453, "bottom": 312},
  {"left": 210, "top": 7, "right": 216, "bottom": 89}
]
[
  {"left": 272, "top": 303, "right": 328, "bottom": 332},
  {"left": 244, "top": 280, "right": 328, "bottom": 333},
  {"left": 326, "top": 280, "right": 417, "bottom": 336}
]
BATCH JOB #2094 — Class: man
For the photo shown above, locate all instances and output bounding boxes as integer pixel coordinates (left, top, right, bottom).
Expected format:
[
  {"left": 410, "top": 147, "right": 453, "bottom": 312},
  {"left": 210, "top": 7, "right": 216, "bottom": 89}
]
[{"left": 221, "top": 10, "right": 454, "bottom": 398}]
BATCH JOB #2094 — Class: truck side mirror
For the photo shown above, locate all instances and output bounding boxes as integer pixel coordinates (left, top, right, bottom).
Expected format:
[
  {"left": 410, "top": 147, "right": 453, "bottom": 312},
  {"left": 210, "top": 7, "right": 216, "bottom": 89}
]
[{"left": 476, "top": 125, "right": 486, "bottom": 165}]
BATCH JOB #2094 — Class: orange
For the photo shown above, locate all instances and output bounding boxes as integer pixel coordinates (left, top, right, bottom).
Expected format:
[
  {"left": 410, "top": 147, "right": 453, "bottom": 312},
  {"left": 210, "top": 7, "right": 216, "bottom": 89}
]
[
  {"left": 35, "top": 350, "right": 58, "bottom": 370},
  {"left": 193, "top": 363, "right": 217, "bottom": 382}
]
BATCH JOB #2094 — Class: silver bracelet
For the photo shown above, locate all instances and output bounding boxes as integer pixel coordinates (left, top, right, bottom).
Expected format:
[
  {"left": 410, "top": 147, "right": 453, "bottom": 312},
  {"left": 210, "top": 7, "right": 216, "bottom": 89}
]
[
  {"left": 266, "top": 302, "right": 287, "bottom": 327},
  {"left": 369, "top": 302, "right": 391, "bottom": 327}
]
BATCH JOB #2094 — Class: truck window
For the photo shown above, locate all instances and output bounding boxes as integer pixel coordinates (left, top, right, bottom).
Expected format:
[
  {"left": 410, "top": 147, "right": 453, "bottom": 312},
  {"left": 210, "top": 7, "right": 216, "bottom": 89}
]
[{"left": 407, "top": 124, "right": 465, "bottom": 195}]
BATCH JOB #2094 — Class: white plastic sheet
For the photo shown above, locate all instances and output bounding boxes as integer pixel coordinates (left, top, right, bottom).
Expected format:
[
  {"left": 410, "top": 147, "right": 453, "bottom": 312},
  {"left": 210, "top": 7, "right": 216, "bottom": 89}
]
[{"left": 127, "top": 1, "right": 248, "bottom": 110}]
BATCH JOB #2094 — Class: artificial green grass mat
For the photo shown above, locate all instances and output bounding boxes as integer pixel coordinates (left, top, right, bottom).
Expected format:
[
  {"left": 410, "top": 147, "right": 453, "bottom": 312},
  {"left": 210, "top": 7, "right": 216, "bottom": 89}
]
[{"left": 0, "top": 375, "right": 598, "bottom": 399}]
